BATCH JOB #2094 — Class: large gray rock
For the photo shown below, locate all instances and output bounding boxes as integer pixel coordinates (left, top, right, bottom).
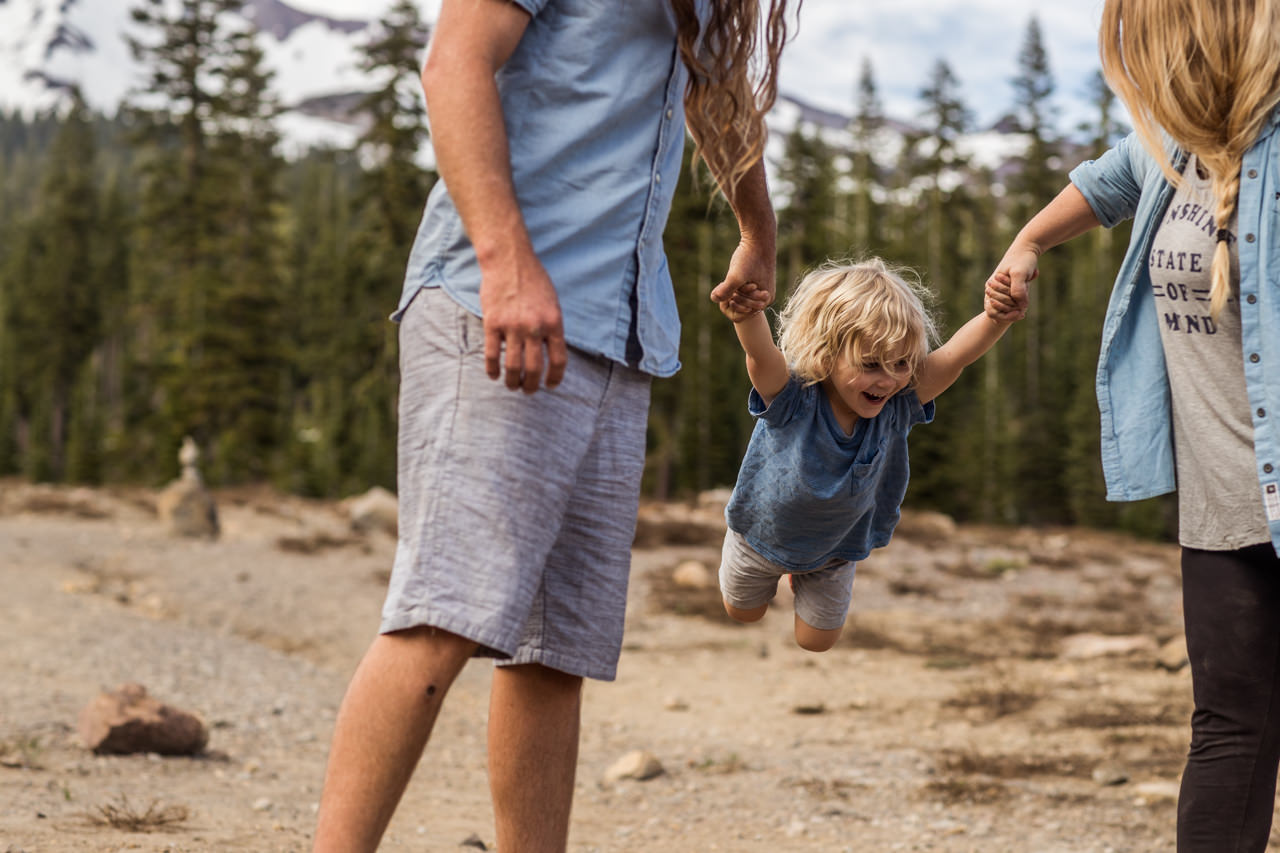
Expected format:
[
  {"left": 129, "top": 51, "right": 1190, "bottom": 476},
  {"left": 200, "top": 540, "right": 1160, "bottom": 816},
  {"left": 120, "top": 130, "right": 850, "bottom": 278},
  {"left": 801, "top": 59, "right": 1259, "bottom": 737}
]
[{"left": 77, "top": 683, "right": 208, "bottom": 756}]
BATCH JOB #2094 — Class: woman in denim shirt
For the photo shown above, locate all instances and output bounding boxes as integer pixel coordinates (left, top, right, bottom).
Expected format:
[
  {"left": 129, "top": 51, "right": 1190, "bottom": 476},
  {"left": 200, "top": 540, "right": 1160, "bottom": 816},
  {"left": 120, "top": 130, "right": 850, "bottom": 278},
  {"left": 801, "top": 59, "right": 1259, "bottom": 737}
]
[{"left": 985, "top": 0, "right": 1280, "bottom": 849}]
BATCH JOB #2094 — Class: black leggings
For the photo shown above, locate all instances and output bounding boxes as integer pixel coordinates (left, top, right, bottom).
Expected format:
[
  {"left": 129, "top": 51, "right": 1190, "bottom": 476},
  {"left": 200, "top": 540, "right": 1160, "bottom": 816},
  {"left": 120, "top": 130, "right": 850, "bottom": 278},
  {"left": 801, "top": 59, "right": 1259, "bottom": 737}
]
[{"left": 1178, "top": 544, "right": 1280, "bottom": 853}]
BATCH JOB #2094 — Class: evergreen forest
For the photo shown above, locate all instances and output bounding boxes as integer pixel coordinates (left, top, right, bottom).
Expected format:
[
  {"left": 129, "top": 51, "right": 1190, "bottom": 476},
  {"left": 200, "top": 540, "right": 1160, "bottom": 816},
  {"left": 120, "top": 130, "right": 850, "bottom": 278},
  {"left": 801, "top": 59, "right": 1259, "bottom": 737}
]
[{"left": 0, "top": 4, "right": 1174, "bottom": 538}]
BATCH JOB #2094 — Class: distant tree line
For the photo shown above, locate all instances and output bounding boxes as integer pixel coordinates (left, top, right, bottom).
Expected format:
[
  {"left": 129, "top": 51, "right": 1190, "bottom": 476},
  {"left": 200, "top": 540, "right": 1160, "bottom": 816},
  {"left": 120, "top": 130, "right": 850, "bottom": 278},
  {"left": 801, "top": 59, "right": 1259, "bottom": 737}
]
[{"left": 0, "top": 7, "right": 1173, "bottom": 537}]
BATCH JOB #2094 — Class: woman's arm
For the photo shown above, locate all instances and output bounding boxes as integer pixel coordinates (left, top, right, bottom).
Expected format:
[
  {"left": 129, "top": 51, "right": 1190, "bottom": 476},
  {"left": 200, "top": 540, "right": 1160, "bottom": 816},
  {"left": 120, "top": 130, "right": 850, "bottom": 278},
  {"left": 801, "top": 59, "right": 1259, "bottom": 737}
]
[{"left": 986, "top": 183, "right": 1102, "bottom": 321}]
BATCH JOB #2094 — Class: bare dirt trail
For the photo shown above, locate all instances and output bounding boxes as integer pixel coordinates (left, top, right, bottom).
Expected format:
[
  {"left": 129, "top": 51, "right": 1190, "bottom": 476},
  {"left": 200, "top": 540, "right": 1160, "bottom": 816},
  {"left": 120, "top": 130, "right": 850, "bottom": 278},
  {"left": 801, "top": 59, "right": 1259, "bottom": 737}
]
[{"left": 0, "top": 481, "right": 1267, "bottom": 852}]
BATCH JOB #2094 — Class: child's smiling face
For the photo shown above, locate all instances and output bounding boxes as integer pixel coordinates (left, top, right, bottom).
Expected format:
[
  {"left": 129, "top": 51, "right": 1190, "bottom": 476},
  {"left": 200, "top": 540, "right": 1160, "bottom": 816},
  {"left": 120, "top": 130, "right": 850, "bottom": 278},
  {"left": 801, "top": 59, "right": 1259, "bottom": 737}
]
[{"left": 822, "top": 352, "right": 911, "bottom": 429}]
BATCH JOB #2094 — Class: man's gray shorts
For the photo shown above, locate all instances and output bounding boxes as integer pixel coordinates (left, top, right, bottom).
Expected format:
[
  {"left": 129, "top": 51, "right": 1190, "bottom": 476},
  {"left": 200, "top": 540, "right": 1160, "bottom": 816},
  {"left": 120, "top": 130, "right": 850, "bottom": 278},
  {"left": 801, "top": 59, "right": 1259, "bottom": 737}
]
[
  {"left": 718, "top": 528, "right": 856, "bottom": 631},
  {"left": 382, "top": 287, "right": 651, "bottom": 681}
]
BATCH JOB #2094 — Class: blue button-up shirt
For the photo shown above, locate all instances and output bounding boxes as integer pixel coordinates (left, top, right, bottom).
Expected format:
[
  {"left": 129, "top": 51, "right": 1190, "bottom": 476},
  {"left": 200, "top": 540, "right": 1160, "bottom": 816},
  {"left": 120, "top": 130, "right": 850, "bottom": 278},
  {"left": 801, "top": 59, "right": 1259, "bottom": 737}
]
[
  {"left": 396, "top": 0, "right": 696, "bottom": 377},
  {"left": 1069, "top": 112, "right": 1280, "bottom": 555}
]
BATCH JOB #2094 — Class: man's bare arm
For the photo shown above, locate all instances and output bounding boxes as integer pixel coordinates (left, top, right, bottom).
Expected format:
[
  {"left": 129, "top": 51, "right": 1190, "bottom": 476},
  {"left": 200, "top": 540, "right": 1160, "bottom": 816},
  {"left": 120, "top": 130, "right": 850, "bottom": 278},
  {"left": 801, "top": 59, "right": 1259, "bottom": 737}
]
[{"left": 422, "top": 0, "right": 567, "bottom": 393}]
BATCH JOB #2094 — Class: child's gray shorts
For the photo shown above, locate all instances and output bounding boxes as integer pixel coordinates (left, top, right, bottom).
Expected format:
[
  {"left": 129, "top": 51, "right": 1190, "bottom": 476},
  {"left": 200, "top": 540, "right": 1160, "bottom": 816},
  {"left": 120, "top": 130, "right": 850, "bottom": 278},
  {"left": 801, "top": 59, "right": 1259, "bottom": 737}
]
[
  {"left": 381, "top": 286, "right": 651, "bottom": 681},
  {"left": 718, "top": 528, "right": 856, "bottom": 631}
]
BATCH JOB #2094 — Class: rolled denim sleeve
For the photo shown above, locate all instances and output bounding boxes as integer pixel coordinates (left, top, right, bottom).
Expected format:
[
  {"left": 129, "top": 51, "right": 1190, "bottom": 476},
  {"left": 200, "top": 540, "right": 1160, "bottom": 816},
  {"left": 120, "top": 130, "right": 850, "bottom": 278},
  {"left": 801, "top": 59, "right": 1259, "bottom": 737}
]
[{"left": 1069, "top": 133, "right": 1144, "bottom": 229}]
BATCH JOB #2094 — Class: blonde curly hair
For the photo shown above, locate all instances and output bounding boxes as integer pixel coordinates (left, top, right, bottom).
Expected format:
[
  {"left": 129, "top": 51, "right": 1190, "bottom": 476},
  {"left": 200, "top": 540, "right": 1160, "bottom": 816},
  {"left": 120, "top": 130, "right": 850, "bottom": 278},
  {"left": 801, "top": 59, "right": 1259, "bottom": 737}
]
[
  {"left": 1100, "top": 0, "right": 1280, "bottom": 319},
  {"left": 776, "top": 258, "right": 938, "bottom": 388}
]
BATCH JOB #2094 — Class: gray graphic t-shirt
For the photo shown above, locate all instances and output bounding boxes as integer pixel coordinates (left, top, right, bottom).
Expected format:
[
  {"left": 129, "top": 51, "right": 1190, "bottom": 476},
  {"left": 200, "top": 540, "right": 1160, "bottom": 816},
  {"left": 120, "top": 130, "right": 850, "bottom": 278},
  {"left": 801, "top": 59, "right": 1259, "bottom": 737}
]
[{"left": 1148, "top": 154, "right": 1270, "bottom": 549}]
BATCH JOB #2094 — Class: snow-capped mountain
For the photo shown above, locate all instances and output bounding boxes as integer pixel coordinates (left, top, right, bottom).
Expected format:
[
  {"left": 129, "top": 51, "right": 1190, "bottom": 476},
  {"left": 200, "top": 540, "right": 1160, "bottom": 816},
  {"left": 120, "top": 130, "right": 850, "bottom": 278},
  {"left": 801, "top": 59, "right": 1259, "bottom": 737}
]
[{"left": 0, "top": 0, "right": 382, "bottom": 149}]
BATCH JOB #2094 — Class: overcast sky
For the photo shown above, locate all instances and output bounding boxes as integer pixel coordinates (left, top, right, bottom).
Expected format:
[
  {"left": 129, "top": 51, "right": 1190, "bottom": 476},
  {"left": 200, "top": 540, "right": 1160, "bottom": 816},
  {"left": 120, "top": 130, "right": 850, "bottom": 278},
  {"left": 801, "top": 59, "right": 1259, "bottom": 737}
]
[{"left": 289, "top": 0, "right": 1109, "bottom": 131}]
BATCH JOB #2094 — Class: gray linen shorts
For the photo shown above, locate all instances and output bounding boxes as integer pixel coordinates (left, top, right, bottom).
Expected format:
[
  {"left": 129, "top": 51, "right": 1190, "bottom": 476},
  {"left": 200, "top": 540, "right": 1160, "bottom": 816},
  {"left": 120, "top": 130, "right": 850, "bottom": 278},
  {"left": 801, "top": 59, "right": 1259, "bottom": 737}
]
[
  {"left": 381, "top": 287, "right": 651, "bottom": 681},
  {"left": 718, "top": 528, "right": 856, "bottom": 631}
]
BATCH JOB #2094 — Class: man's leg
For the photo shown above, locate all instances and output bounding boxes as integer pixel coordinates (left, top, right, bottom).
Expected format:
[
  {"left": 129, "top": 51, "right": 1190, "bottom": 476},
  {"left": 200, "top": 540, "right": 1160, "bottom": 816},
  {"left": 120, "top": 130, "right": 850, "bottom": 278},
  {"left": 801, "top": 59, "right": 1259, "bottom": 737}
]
[
  {"left": 313, "top": 627, "right": 477, "bottom": 853},
  {"left": 488, "top": 663, "right": 584, "bottom": 853}
]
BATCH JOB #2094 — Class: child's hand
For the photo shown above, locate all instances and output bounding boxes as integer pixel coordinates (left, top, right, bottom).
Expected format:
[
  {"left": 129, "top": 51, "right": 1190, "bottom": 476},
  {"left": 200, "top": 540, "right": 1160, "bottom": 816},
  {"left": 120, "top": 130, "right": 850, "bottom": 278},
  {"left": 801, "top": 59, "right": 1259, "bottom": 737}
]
[
  {"left": 715, "top": 282, "right": 770, "bottom": 323},
  {"left": 985, "top": 272, "right": 1027, "bottom": 323}
]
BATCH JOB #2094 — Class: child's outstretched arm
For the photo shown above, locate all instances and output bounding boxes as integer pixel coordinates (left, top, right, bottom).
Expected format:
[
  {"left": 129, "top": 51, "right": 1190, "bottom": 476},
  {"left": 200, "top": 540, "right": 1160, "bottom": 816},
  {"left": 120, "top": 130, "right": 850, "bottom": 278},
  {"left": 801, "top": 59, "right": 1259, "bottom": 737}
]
[
  {"left": 720, "top": 297, "right": 789, "bottom": 405},
  {"left": 913, "top": 311, "right": 1015, "bottom": 404}
]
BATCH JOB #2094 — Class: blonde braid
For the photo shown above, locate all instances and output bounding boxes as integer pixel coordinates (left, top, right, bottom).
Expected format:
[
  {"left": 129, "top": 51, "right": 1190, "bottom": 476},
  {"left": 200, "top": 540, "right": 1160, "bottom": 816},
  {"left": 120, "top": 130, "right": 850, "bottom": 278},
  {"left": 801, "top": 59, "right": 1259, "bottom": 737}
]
[
  {"left": 1206, "top": 168, "right": 1240, "bottom": 318},
  {"left": 1100, "top": 0, "right": 1280, "bottom": 320}
]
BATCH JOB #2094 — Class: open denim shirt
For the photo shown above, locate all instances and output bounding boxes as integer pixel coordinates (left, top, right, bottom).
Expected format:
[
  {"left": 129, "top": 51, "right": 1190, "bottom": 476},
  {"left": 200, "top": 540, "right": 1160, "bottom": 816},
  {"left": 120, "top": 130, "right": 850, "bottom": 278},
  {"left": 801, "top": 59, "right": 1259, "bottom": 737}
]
[{"left": 1069, "top": 110, "right": 1280, "bottom": 555}]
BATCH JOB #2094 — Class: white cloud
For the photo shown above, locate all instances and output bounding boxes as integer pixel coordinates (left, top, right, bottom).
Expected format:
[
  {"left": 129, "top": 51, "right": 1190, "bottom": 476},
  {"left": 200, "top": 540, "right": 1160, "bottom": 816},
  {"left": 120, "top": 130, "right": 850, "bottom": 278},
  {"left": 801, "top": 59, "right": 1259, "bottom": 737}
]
[
  {"left": 282, "top": 0, "right": 1110, "bottom": 133},
  {"left": 779, "top": 0, "right": 1108, "bottom": 129}
]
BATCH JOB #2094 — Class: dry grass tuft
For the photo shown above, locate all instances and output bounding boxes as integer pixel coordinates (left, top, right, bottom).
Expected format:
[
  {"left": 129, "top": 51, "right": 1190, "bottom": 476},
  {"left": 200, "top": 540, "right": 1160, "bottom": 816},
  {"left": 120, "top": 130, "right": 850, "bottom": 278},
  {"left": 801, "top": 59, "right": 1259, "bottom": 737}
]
[
  {"left": 938, "top": 748, "right": 1093, "bottom": 780},
  {"left": 275, "top": 531, "right": 362, "bottom": 554},
  {"left": 86, "top": 795, "right": 191, "bottom": 832},
  {"left": 921, "top": 777, "right": 1010, "bottom": 804},
  {"left": 944, "top": 681, "right": 1039, "bottom": 721}
]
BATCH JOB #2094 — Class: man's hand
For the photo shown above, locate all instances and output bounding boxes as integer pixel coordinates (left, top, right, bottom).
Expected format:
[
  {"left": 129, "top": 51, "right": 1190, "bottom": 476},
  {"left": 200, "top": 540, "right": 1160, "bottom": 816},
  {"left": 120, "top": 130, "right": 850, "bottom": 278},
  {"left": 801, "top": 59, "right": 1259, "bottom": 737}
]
[
  {"left": 710, "top": 237, "right": 776, "bottom": 318},
  {"left": 716, "top": 282, "right": 768, "bottom": 323},
  {"left": 479, "top": 255, "right": 568, "bottom": 393}
]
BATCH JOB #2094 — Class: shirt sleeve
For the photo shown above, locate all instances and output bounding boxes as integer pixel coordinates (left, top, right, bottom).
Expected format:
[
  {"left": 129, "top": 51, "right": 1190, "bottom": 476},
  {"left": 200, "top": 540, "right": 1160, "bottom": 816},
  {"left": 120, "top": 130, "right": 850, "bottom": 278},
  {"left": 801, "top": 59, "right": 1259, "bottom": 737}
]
[
  {"left": 1068, "top": 133, "right": 1145, "bottom": 229},
  {"left": 896, "top": 388, "right": 935, "bottom": 430},
  {"left": 749, "top": 375, "right": 805, "bottom": 427},
  {"left": 506, "top": 0, "right": 550, "bottom": 16}
]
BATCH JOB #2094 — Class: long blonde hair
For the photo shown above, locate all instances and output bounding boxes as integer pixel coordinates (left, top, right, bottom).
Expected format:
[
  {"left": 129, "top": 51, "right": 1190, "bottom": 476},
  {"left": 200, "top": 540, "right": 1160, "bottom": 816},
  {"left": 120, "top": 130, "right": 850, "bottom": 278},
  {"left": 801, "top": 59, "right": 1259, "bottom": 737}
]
[
  {"left": 777, "top": 259, "right": 938, "bottom": 388},
  {"left": 669, "top": 0, "right": 797, "bottom": 202},
  {"left": 1100, "top": 0, "right": 1280, "bottom": 318}
]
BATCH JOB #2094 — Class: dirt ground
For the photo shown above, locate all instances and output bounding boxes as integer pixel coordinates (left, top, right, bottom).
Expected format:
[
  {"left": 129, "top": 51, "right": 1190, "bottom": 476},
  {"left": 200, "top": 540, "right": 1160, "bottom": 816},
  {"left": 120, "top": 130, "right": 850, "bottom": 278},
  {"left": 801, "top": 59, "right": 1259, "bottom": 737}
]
[{"left": 0, "top": 479, "right": 1275, "bottom": 852}]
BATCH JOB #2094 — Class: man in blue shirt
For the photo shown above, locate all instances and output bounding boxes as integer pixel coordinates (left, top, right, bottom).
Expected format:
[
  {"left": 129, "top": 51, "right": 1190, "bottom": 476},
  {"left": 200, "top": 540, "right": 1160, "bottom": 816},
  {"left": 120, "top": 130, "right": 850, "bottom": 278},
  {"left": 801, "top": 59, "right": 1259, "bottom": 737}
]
[{"left": 313, "top": 1, "right": 795, "bottom": 850}]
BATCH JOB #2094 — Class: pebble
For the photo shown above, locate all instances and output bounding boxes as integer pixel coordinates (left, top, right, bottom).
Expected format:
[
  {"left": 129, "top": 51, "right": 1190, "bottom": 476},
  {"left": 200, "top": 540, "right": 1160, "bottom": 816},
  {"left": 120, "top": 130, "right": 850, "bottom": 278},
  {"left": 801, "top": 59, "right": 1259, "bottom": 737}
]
[
  {"left": 603, "top": 750, "right": 665, "bottom": 784},
  {"left": 1091, "top": 763, "right": 1130, "bottom": 786},
  {"left": 1157, "top": 634, "right": 1189, "bottom": 671},
  {"left": 1060, "top": 633, "right": 1157, "bottom": 660},
  {"left": 672, "top": 560, "right": 713, "bottom": 589},
  {"left": 1133, "top": 781, "right": 1180, "bottom": 805}
]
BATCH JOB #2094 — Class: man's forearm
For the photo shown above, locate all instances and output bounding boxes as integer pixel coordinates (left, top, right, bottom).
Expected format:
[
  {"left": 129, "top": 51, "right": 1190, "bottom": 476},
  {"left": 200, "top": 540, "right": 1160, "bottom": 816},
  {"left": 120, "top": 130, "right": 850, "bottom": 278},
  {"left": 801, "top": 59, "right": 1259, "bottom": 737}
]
[
  {"left": 724, "top": 158, "right": 777, "bottom": 250},
  {"left": 421, "top": 0, "right": 535, "bottom": 270}
]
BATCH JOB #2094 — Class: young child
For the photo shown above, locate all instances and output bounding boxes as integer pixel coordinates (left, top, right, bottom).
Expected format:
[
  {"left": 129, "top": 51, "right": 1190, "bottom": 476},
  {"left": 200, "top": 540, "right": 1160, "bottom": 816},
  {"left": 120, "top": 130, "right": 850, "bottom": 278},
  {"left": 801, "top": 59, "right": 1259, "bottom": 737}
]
[{"left": 714, "top": 258, "right": 1015, "bottom": 652}]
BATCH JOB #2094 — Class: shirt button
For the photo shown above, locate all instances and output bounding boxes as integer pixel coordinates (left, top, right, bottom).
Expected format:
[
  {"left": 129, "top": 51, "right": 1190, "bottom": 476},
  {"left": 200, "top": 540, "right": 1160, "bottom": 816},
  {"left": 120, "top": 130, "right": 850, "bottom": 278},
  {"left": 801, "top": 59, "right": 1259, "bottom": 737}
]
[
  {"left": 1266, "top": 463, "right": 1275, "bottom": 474},
  {"left": 1246, "top": 233, "right": 1256, "bottom": 242},
  {"left": 666, "top": 108, "right": 673, "bottom": 119},
  {"left": 1248, "top": 168, "right": 1258, "bottom": 178},
  {"left": 1251, "top": 353, "right": 1261, "bottom": 363},
  {"left": 655, "top": 174, "right": 662, "bottom": 184},
  {"left": 1258, "top": 408, "right": 1267, "bottom": 418},
  {"left": 1248, "top": 294, "right": 1258, "bottom": 304}
]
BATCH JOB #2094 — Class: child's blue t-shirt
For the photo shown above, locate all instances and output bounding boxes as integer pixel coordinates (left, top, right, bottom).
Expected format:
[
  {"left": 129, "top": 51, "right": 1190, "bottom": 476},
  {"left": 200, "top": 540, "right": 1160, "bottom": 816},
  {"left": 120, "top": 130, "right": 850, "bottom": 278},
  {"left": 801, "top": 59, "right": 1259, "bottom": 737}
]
[{"left": 725, "top": 376, "right": 935, "bottom": 573}]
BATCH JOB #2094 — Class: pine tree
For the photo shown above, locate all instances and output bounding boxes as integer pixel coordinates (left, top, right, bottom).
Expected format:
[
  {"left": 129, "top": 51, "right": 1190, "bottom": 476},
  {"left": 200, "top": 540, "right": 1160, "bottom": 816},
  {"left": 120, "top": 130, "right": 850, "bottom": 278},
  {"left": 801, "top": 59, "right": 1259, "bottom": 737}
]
[
  {"left": 1005, "top": 14, "right": 1073, "bottom": 522},
  {"left": 776, "top": 122, "right": 842, "bottom": 292},
  {"left": 912, "top": 58, "right": 972, "bottom": 278},
  {"left": 125, "top": 0, "right": 290, "bottom": 483},
  {"left": 849, "top": 58, "right": 885, "bottom": 254},
  {"left": 125, "top": 0, "right": 250, "bottom": 479},
  {"left": 0, "top": 97, "right": 102, "bottom": 480},
  {"left": 650, "top": 139, "right": 752, "bottom": 498},
  {"left": 335, "top": 0, "right": 434, "bottom": 493},
  {"left": 197, "top": 23, "right": 289, "bottom": 482}
]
